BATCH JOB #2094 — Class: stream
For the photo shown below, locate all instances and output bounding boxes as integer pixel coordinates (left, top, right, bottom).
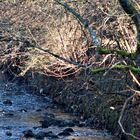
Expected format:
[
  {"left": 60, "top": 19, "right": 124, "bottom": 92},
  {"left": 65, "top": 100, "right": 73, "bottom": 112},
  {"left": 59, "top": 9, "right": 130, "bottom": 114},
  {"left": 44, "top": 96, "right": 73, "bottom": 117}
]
[{"left": 0, "top": 80, "right": 116, "bottom": 140}]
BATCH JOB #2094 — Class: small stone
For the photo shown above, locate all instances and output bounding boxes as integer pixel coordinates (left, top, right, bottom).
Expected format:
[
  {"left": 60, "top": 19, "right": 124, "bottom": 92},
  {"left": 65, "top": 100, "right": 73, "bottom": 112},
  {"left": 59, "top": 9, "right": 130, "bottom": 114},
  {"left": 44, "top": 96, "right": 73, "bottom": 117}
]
[
  {"left": 3, "top": 99, "right": 12, "bottom": 106},
  {"left": 78, "top": 122, "right": 85, "bottom": 127},
  {"left": 45, "top": 131, "right": 53, "bottom": 136},
  {"left": 23, "top": 130, "right": 35, "bottom": 138},
  {"left": 40, "top": 120, "right": 51, "bottom": 128},
  {"left": 39, "top": 88, "right": 43, "bottom": 94},
  {"left": 35, "top": 132, "right": 46, "bottom": 139},
  {"left": 40, "top": 115, "right": 59, "bottom": 128},
  {"left": 33, "top": 126, "right": 40, "bottom": 130},
  {"left": 5, "top": 113, "right": 14, "bottom": 117},
  {"left": 58, "top": 128, "right": 74, "bottom": 137},
  {"left": 46, "top": 131, "right": 58, "bottom": 138},
  {"left": 36, "top": 109, "right": 42, "bottom": 112},
  {"left": 44, "top": 113, "right": 55, "bottom": 118},
  {"left": 63, "top": 128, "right": 74, "bottom": 133},
  {"left": 20, "top": 109, "right": 27, "bottom": 112},
  {"left": 6, "top": 131, "right": 12, "bottom": 136}
]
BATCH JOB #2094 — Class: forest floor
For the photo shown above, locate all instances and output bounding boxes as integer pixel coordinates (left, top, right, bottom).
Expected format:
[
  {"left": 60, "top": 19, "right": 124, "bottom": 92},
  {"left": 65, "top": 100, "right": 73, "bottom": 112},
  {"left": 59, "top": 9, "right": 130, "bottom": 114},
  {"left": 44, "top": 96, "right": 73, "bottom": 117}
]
[{"left": 0, "top": 0, "right": 140, "bottom": 139}]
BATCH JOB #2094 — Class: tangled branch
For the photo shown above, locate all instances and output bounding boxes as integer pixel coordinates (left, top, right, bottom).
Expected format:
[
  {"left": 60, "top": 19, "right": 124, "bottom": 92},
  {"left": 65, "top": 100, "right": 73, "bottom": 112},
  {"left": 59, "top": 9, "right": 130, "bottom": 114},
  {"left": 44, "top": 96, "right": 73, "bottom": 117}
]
[
  {"left": 118, "top": 70, "right": 140, "bottom": 140},
  {"left": 118, "top": 93, "right": 140, "bottom": 140}
]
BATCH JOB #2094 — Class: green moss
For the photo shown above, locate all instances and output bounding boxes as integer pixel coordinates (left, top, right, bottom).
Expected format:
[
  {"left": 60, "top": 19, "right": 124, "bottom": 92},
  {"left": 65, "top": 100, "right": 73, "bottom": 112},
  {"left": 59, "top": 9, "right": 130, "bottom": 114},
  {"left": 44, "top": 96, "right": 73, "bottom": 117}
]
[
  {"left": 131, "top": 128, "right": 139, "bottom": 140},
  {"left": 114, "top": 64, "right": 140, "bottom": 73},
  {"left": 91, "top": 68, "right": 106, "bottom": 74},
  {"left": 97, "top": 46, "right": 135, "bottom": 57},
  {"left": 97, "top": 47, "right": 112, "bottom": 54},
  {"left": 91, "top": 64, "right": 140, "bottom": 74}
]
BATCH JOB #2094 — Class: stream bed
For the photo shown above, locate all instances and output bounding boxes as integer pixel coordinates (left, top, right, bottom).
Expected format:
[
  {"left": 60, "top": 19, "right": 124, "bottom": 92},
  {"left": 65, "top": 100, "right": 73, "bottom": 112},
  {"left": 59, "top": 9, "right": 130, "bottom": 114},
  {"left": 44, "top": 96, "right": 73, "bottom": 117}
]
[{"left": 0, "top": 81, "right": 116, "bottom": 140}]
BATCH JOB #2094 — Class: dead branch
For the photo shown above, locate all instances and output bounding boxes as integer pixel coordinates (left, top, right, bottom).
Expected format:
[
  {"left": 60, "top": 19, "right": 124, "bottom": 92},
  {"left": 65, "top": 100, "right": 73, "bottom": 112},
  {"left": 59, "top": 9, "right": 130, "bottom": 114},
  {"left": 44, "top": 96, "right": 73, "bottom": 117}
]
[
  {"left": 129, "top": 70, "right": 140, "bottom": 87},
  {"left": 118, "top": 93, "right": 140, "bottom": 140},
  {"left": 54, "top": 0, "right": 101, "bottom": 46},
  {"left": 26, "top": 26, "right": 91, "bottom": 68}
]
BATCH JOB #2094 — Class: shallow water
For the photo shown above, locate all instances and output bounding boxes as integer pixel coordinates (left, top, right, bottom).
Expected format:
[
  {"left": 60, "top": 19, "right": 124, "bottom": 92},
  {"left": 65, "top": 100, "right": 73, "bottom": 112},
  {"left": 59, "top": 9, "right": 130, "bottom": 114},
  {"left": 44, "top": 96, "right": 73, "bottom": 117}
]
[{"left": 0, "top": 81, "right": 116, "bottom": 140}]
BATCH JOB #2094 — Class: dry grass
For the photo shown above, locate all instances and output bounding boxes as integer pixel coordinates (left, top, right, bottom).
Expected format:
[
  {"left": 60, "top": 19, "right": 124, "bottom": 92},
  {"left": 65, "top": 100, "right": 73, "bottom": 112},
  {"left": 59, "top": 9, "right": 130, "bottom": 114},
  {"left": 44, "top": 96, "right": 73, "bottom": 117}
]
[{"left": 0, "top": 0, "right": 139, "bottom": 77}]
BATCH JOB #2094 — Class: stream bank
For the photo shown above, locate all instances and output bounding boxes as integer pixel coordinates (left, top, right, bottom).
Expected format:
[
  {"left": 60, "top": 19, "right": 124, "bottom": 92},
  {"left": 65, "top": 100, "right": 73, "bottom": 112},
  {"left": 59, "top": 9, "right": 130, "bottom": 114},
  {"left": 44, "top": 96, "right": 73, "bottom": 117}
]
[
  {"left": 0, "top": 72, "right": 116, "bottom": 140},
  {"left": 20, "top": 70, "right": 140, "bottom": 140}
]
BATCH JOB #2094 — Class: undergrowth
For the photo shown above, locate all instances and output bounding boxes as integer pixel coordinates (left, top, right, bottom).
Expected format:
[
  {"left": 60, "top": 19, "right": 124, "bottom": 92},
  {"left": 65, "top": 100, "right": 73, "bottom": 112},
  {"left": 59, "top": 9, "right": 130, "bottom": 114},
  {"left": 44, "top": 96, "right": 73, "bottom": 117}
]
[{"left": 0, "top": 0, "right": 139, "bottom": 77}]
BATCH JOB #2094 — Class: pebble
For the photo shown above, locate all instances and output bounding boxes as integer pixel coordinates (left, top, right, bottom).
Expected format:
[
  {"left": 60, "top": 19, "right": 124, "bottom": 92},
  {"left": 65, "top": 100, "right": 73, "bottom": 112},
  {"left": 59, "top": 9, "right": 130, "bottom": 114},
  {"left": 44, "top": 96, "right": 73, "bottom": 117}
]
[
  {"left": 20, "top": 109, "right": 27, "bottom": 113},
  {"left": 6, "top": 131, "right": 12, "bottom": 136},
  {"left": 63, "top": 128, "right": 74, "bottom": 133},
  {"left": 3, "top": 99, "right": 12, "bottom": 106},
  {"left": 35, "top": 131, "right": 46, "bottom": 139},
  {"left": 23, "top": 130, "right": 35, "bottom": 138},
  {"left": 4, "top": 113, "right": 14, "bottom": 117}
]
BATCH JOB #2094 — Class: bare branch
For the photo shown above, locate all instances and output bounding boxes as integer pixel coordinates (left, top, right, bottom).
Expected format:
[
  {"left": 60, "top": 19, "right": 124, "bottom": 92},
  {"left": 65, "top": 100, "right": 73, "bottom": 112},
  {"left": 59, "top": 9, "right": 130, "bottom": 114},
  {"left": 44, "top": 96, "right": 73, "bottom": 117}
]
[
  {"left": 54, "top": 0, "right": 101, "bottom": 46},
  {"left": 129, "top": 70, "right": 140, "bottom": 87},
  {"left": 118, "top": 93, "right": 140, "bottom": 140},
  {"left": 26, "top": 26, "right": 90, "bottom": 68}
]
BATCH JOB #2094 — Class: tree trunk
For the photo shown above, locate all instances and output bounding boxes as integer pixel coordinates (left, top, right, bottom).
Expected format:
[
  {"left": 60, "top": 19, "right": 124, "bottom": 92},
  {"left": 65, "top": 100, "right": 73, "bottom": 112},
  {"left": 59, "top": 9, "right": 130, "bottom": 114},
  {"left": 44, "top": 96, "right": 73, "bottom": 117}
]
[{"left": 119, "top": 0, "right": 140, "bottom": 53}]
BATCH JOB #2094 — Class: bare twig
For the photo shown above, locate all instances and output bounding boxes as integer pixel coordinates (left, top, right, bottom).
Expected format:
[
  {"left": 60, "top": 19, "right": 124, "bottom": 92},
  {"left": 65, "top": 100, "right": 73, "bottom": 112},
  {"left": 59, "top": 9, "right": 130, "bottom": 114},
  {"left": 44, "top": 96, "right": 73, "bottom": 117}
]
[
  {"left": 128, "top": 86, "right": 140, "bottom": 96},
  {"left": 129, "top": 70, "right": 140, "bottom": 87},
  {"left": 103, "top": 61, "right": 122, "bottom": 76},
  {"left": 26, "top": 26, "right": 90, "bottom": 68},
  {"left": 118, "top": 68, "right": 140, "bottom": 139},
  {"left": 118, "top": 93, "right": 140, "bottom": 140}
]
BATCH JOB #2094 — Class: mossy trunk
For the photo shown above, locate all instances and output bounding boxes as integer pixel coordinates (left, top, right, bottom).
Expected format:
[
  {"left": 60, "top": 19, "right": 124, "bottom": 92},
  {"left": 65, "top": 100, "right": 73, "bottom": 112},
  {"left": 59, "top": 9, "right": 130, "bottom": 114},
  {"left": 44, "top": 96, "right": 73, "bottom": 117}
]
[{"left": 119, "top": 0, "right": 140, "bottom": 53}]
